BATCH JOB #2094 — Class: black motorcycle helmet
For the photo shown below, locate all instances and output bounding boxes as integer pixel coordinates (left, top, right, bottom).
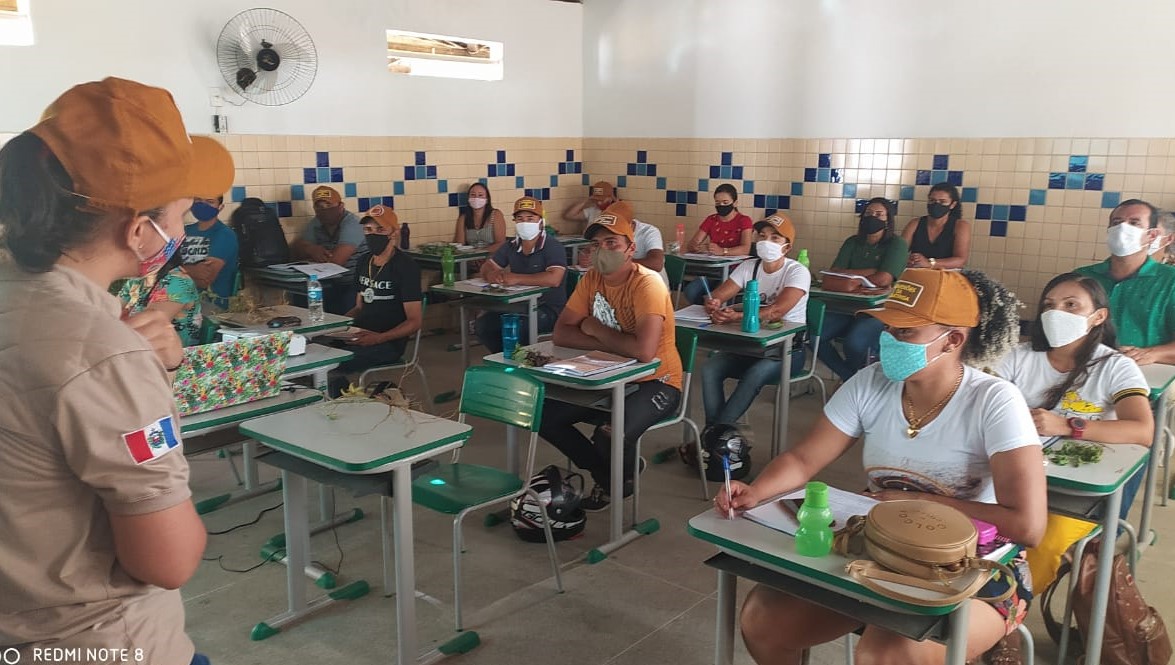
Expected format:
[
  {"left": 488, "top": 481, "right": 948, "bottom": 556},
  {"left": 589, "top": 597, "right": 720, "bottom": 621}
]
[{"left": 681, "top": 424, "right": 752, "bottom": 482}]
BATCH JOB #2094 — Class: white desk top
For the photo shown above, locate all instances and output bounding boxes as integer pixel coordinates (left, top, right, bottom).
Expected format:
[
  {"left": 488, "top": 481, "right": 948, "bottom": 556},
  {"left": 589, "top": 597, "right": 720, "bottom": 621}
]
[
  {"left": 675, "top": 318, "right": 806, "bottom": 348},
  {"left": 284, "top": 343, "right": 354, "bottom": 375},
  {"left": 240, "top": 401, "right": 471, "bottom": 473},
  {"left": 180, "top": 386, "right": 323, "bottom": 436},
  {"left": 484, "top": 341, "right": 659, "bottom": 388},
  {"left": 429, "top": 279, "right": 547, "bottom": 302},
  {"left": 213, "top": 305, "right": 352, "bottom": 336},
  {"left": 1043, "top": 438, "right": 1151, "bottom": 496}
]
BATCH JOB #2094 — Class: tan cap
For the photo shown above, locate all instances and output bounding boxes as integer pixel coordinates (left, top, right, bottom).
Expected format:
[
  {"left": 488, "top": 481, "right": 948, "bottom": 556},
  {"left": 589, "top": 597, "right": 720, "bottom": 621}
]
[
  {"left": 584, "top": 201, "right": 635, "bottom": 242},
  {"left": 311, "top": 185, "right": 342, "bottom": 205},
  {"left": 366, "top": 204, "right": 399, "bottom": 232},
  {"left": 753, "top": 213, "right": 796, "bottom": 244},
  {"left": 28, "top": 77, "right": 234, "bottom": 213},
  {"left": 590, "top": 181, "right": 615, "bottom": 202},
  {"left": 863, "top": 268, "right": 980, "bottom": 328},
  {"left": 513, "top": 196, "right": 544, "bottom": 218}
]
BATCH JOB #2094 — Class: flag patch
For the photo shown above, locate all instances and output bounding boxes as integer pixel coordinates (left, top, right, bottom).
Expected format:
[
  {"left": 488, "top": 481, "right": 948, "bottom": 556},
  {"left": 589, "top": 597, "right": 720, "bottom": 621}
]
[{"left": 122, "top": 416, "right": 180, "bottom": 464}]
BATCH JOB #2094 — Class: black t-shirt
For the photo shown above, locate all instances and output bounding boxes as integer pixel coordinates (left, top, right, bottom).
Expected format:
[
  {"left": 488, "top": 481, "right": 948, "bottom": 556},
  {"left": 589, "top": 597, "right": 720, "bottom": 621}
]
[{"left": 352, "top": 250, "right": 422, "bottom": 354}]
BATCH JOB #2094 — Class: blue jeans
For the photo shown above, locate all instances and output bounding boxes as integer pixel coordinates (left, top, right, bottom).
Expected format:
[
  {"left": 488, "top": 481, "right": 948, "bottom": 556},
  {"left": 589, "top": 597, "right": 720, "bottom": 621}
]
[
  {"left": 817, "top": 311, "right": 884, "bottom": 381},
  {"left": 701, "top": 349, "right": 806, "bottom": 427},
  {"left": 683, "top": 278, "right": 709, "bottom": 305},
  {"left": 191, "top": 654, "right": 211, "bottom": 665}
]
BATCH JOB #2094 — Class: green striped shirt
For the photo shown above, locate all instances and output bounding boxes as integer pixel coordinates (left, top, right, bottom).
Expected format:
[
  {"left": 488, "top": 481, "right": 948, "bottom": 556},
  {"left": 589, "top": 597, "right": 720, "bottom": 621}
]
[{"left": 1075, "top": 257, "right": 1175, "bottom": 348}]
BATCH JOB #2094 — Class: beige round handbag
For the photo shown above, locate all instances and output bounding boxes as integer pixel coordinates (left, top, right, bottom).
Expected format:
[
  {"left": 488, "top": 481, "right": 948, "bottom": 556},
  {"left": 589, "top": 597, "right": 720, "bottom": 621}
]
[{"left": 836, "top": 499, "right": 1017, "bottom": 607}]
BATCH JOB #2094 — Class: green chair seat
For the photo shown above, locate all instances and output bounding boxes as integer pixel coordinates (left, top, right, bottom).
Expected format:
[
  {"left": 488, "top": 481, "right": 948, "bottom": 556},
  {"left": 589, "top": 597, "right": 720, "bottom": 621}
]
[{"left": 412, "top": 463, "right": 525, "bottom": 515}]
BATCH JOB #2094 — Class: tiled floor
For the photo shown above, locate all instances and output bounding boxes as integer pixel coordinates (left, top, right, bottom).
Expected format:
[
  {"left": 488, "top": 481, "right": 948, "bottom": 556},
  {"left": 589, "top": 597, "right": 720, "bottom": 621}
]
[{"left": 185, "top": 332, "right": 1175, "bottom": 665}]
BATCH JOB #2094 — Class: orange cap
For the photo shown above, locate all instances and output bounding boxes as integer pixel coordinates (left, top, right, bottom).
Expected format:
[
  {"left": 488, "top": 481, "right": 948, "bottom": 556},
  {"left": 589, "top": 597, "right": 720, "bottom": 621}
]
[
  {"left": 28, "top": 77, "right": 233, "bottom": 213},
  {"left": 584, "top": 201, "right": 635, "bottom": 242},
  {"left": 311, "top": 185, "right": 342, "bottom": 206},
  {"left": 513, "top": 196, "right": 544, "bottom": 218},
  {"left": 863, "top": 268, "right": 980, "bottom": 328},
  {"left": 590, "top": 181, "right": 615, "bottom": 202},
  {"left": 753, "top": 213, "right": 796, "bottom": 244},
  {"left": 366, "top": 204, "right": 399, "bottom": 232}
]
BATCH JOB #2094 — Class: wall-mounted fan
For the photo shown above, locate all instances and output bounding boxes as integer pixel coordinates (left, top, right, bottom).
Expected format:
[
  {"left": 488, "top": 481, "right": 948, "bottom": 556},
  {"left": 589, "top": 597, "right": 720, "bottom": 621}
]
[{"left": 216, "top": 8, "right": 317, "bottom": 106}]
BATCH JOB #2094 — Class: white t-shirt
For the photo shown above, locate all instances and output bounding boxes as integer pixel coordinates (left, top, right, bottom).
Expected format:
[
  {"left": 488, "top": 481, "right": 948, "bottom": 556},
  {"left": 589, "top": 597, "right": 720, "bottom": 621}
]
[
  {"left": 728, "top": 257, "right": 810, "bottom": 325},
  {"left": 583, "top": 205, "right": 602, "bottom": 225},
  {"left": 995, "top": 342, "right": 1149, "bottom": 420},
  {"left": 632, "top": 220, "right": 669, "bottom": 286},
  {"left": 825, "top": 364, "right": 1039, "bottom": 504}
]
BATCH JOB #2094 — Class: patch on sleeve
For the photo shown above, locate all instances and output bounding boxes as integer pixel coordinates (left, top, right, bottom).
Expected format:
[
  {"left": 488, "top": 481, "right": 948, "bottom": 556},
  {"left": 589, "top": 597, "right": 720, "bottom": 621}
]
[{"left": 123, "top": 416, "right": 181, "bottom": 464}]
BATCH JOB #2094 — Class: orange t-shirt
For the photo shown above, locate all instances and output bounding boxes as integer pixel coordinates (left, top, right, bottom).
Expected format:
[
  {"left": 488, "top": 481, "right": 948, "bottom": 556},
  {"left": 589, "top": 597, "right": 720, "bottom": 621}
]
[{"left": 565, "top": 264, "right": 683, "bottom": 390}]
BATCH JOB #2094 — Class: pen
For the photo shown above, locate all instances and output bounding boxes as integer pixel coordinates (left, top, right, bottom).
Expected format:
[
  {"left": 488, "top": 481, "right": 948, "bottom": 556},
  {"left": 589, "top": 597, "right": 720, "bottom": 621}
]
[
  {"left": 701, "top": 276, "right": 712, "bottom": 300},
  {"left": 722, "top": 456, "right": 735, "bottom": 520}
]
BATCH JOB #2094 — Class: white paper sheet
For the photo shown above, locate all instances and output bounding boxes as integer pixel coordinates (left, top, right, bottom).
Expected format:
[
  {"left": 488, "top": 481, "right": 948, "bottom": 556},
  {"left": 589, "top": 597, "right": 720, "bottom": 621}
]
[
  {"left": 743, "top": 487, "right": 879, "bottom": 535},
  {"left": 674, "top": 304, "right": 713, "bottom": 322},
  {"left": 819, "top": 270, "right": 878, "bottom": 289},
  {"left": 289, "top": 263, "right": 350, "bottom": 279}
]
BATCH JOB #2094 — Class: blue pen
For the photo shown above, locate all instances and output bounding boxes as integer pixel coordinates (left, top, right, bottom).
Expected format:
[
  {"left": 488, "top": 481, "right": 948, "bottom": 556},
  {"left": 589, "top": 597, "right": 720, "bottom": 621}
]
[
  {"left": 722, "top": 455, "right": 735, "bottom": 520},
  {"left": 700, "top": 276, "right": 712, "bottom": 300}
]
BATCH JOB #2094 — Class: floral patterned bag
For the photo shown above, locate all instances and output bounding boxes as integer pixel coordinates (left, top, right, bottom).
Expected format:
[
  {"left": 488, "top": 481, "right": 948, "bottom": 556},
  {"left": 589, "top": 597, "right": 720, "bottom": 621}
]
[{"left": 173, "top": 332, "right": 291, "bottom": 415}]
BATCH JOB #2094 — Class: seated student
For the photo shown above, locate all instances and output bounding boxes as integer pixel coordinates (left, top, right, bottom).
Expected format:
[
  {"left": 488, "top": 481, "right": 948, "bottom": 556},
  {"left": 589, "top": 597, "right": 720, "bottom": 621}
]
[
  {"left": 700, "top": 213, "right": 809, "bottom": 428},
  {"left": 115, "top": 254, "right": 203, "bottom": 347},
  {"left": 682, "top": 183, "right": 754, "bottom": 304},
  {"left": 453, "top": 181, "right": 505, "bottom": 252},
  {"left": 1151, "top": 209, "right": 1175, "bottom": 265},
  {"left": 901, "top": 182, "right": 972, "bottom": 269},
  {"left": 290, "top": 185, "right": 367, "bottom": 314},
  {"left": 541, "top": 203, "right": 683, "bottom": 511},
  {"left": 719, "top": 269, "right": 1045, "bottom": 665},
  {"left": 818, "top": 198, "right": 909, "bottom": 381},
  {"left": 475, "top": 196, "right": 567, "bottom": 352},
  {"left": 181, "top": 194, "right": 239, "bottom": 309},
  {"left": 577, "top": 201, "right": 669, "bottom": 285},
  {"left": 1075, "top": 198, "right": 1175, "bottom": 366},
  {"left": 327, "top": 205, "right": 422, "bottom": 396},
  {"left": 561, "top": 180, "right": 617, "bottom": 230},
  {"left": 996, "top": 272, "right": 1152, "bottom": 588}
]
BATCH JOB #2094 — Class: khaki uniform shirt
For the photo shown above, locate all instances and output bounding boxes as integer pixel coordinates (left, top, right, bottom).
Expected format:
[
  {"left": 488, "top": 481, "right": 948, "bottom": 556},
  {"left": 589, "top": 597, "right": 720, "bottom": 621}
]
[{"left": 0, "top": 264, "right": 194, "bottom": 665}]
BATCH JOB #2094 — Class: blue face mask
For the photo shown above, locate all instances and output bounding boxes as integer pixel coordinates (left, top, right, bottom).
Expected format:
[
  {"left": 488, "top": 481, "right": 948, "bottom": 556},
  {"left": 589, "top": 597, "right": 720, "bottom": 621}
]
[
  {"left": 878, "top": 330, "right": 950, "bottom": 382},
  {"left": 190, "top": 201, "right": 220, "bottom": 222}
]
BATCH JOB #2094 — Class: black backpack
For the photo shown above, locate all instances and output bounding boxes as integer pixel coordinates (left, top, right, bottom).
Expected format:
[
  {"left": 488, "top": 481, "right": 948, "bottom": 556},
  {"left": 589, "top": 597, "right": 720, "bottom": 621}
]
[{"left": 231, "top": 197, "right": 290, "bottom": 267}]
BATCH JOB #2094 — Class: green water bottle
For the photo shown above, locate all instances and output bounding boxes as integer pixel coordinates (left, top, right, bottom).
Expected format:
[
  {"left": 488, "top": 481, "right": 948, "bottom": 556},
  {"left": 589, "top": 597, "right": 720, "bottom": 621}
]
[
  {"left": 796, "top": 248, "right": 810, "bottom": 270},
  {"left": 441, "top": 245, "right": 455, "bottom": 287},
  {"left": 794, "top": 481, "right": 834, "bottom": 557}
]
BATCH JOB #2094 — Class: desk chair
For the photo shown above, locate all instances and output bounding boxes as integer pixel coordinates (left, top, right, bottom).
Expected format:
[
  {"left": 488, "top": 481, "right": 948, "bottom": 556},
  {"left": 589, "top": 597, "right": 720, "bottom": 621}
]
[
  {"left": 788, "top": 298, "right": 827, "bottom": 403},
  {"left": 634, "top": 330, "right": 707, "bottom": 523},
  {"left": 410, "top": 366, "right": 563, "bottom": 631},
  {"left": 664, "top": 254, "right": 687, "bottom": 306},
  {"left": 359, "top": 296, "right": 433, "bottom": 413}
]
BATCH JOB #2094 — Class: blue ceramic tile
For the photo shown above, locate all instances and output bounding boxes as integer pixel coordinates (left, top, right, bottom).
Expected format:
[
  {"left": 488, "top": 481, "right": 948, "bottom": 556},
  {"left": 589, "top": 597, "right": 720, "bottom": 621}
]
[
  {"left": 842, "top": 183, "right": 857, "bottom": 198},
  {"left": 732, "top": 166, "right": 743, "bottom": 180},
  {"left": 558, "top": 163, "right": 567, "bottom": 175},
  {"left": 900, "top": 185, "right": 915, "bottom": 201},
  {"left": 931, "top": 170, "right": 947, "bottom": 184},
  {"left": 290, "top": 184, "right": 305, "bottom": 200},
  {"left": 277, "top": 202, "right": 292, "bottom": 218},
  {"left": 448, "top": 193, "right": 460, "bottom": 207},
  {"left": 302, "top": 167, "right": 317, "bottom": 184},
  {"left": 933, "top": 154, "right": 949, "bottom": 170},
  {"left": 791, "top": 182, "right": 804, "bottom": 197},
  {"left": 506, "top": 164, "right": 515, "bottom": 177},
  {"left": 412, "top": 166, "right": 424, "bottom": 179},
  {"left": 479, "top": 177, "right": 489, "bottom": 186},
  {"left": 990, "top": 220, "right": 1008, "bottom": 237},
  {"left": 496, "top": 150, "right": 506, "bottom": 163},
  {"left": 317, "top": 167, "right": 331, "bottom": 183},
  {"left": 573, "top": 163, "right": 582, "bottom": 174},
  {"left": 766, "top": 195, "right": 778, "bottom": 209},
  {"left": 344, "top": 182, "right": 356, "bottom": 197},
  {"left": 817, "top": 168, "right": 831, "bottom": 183},
  {"left": 406, "top": 166, "right": 418, "bottom": 181},
  {"left": 706, "top": 165, "right": 720, "bottom": 180},
  {"left": 855, "top": 199, "right": 868, "bottom": 214},
  {"left": 637, "top": 150, "right": 647, "bottom": 164},
  {"left": 687, "top": 191, "right": 698, "bottom": 204},
  {"left": 975, "top": 203, "right": 992, "bottom": 220},
  {"left": 639, "top": 164, "right": 650, "bottom": 176},
  {"left": 264, "top": 202, "right": 278, "bottom": 217},
  {"left": 916, "top": 170, "right": 931, "bottom": 186},
  {"left": 486, "top": 165, "right": 496, "bottom": 178},
  {"left": 721, "top": 152, "right": 733, "bottom": 166},
  {"left": 358, "top": 197, "right": 370, "bottom": 211},
  {"left": 656, "top": 177, "right": 667, "bottom": 190},
  {"left": 720, "top": 166, "right": 733, "bottom": 179},
  {"left": 231, "top": 186, "right": 246, "bottom": 203},
  {"left": 777, "top": 195, "right": 790, "bottom": 209},
  {"left": 627, "top": 163, "right": 637, "bottom": 176},
  {"left": 947, "top": 171, "right": 963, "bottom": 186},
  {"left": 316, "top": 152, "right": 329, "bottom": 168},
  {"left": 992, "top": 204, "right": 1010, "bottom": 221},
  {"left": 830, "top": 169, "right": 841, "bottom": 183},
  {"left": 818, "top": 153, "right": 831, "bottom": 168},
  {"left": 754, "top": 194, "right": 766, "bottom": 208},
  {"left": 804, "top": 168, "right": 817, "bottom": 183},
  {"left": 1068, "top": 155, "right": 1088, "bottom": 173},
  {"left": 1048, "top": 173, "right": 1067, "bottom": 189},
  {"left": 1102, "top": 191, "right": 1121, "bottom": 208},
  {"left": 382, "top": 196, "right": 394, "bottom": 206},
  {"left": 666, "top": 191, "right": 677, "bottom": 204},
  {"left": 743, "top": 181, "right": 755, "bottom": 194},
  {"left": 1066, "top": 173, "right": 1084, "bottom": 190},
  {"left": 582, "top": 174, "right": 590, "bottom": 185},
  {"left": 647, "top": 164, "right": 657, "bottom": 177},
  {"left": 516, "top": 176, "right": 525, "bottom": 189},
  {"left": 426, "top": 165, "right": 437, "bottom": 179},
  {"left": 1084, "top": 173, "right": 1104, "bottom": 191},
  {"left": 961, "top": 187, "right": 978, "bottom": 203},
  {"left": 1029, "top": 189, "right": 1047, "bottom": 205},
  {"left": 1009, "top": 205, "right": 1027, "bottom": 222},
  {"left": 617, "top": 176, "right": 627, "bottom": 188},
  {"left": 415, "top": 151, "right": 426, "bottom": 166},
  {"left": 330, "top": 167, "right": 344, "bottom": 183},
  {"left": 698, "top": 178, "right": 710, "bottom": 191},
  {"left": 394, "top": 181, "right": 405, "bottom": 195},
  {"left": 543, "top": 188, "right": 551, "bottom": 199},
  {"left": 437, "top": 180, "right": 448, "bottom": 194},
  {"left": 566, "top": 149, "right": 575, "bottom": 161},
  {"left": 676, "top": 204, "right": 688, "bottom": 217},
  {"left": 550, "top": 175, "right": 559, "bottom": 187}
]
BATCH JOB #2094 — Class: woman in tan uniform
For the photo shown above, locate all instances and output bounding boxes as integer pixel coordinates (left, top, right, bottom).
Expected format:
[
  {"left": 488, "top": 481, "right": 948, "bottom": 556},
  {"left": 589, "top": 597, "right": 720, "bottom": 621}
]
[{"left": 0, "top": 78, "right": 233, "bottom": 665}]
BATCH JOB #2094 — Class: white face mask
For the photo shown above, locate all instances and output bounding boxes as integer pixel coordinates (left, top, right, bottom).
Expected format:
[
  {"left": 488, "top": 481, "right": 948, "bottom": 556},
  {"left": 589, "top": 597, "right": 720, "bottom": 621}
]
[
  {"left": 468, "top": 197, "right": 487, "bottom": 210},
  {"left": 1107, "top": 223, "right": 1146, "bottom": 257},
  {"left": 756, "top": 240, "right": 785, "bottom": 262},
  {"left": 515, "top": 221, "right": 542, "bottom": 241},
  {"left": 1040, "top": 309, "right": 1092, "bottom": 348}
]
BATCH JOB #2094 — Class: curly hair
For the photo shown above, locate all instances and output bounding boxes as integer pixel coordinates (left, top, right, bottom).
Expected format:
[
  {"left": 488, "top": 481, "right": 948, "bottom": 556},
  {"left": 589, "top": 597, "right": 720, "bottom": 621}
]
[{"left": 959, "top": 269, "right": 1022, "bottom": 368}]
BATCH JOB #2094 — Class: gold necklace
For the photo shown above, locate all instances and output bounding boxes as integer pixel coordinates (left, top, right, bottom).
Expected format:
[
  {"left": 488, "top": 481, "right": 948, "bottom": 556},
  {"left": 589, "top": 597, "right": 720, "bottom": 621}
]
[{"left": 902, "top": 366, "right": 964, "bottom": 438}]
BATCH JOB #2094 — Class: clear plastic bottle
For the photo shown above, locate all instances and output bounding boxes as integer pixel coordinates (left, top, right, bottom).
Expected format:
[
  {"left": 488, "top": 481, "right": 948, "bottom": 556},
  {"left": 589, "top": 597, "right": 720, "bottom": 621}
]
[
  {"left": 306, "top": 275, "right": 324, "bottom": 323},
  {"left": 741, "top": 279, "right": 760, "bottom": 333},
  {"left": 501, "top": 314, "right": 520, "bottom": 360},
  {"left": 675, "top": 223, "right": 686, "bottom": 254},
  {"left": 441, "top": 245, "right": 455, "bottom": 287},
  {"left": 794, "top": 481, "right": 834, "bottom": 557}
]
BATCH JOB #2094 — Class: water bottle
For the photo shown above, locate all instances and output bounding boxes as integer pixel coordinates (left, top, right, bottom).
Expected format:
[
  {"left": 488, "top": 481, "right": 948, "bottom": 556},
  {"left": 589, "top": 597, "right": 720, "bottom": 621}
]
[
  {"left": 742, "top": 279, "right": 760, "bottom": 333},
  {"left": 501, "top": 314, "right": 520, "bottom": 360},
  {"left": 794, "top": 481, "right": 834, "bottom": 557},
  {"left": 675, "top": 223, "right": 685, "bottom": 254},
  {"left": 306, "top": 275, "right": 324, "bottom": 323},
  {"left": 400, "top": 222, "right": 411, "bottom": 250},
  {"left": 796, "top": 248, "right": 811, "bottom": 271},
  {"left": 441, "top": 245, "right": 455, "bottom": 287}
]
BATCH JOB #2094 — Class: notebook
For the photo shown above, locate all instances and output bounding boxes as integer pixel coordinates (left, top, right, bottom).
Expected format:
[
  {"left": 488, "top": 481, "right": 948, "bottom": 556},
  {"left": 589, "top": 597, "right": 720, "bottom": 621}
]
[
  {"left": 542, "top": 350, "right": 638, "bottom": 376},
  {"left": 173, "top": 332, "right": 292, "bottom": 416},
  {"left": 743, "top": 487, "right": 879, "bottom": 535}
]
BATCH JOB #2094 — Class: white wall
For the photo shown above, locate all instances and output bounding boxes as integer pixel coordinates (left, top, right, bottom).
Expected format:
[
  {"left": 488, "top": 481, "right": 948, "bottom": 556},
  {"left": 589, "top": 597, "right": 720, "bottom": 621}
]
[
  {"left": 583, "top": 0, "right": 1175, "bottom": 138},
  {"left": 0, "top": 0, "right": 583, "bottom": 136}
]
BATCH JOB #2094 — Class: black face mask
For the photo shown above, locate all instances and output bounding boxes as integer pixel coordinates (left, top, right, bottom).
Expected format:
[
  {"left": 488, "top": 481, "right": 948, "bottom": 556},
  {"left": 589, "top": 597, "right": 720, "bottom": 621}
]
[
  {"left": 926, "top": 202, "right": 952, "bottom": 219},
  {"left": 861, "top": 216, "right": 887, "bottom": 234},
  {"left": 366, "top": 233, "right": 391, "bottom": 255},
  {"left": 715, "top": 204, "right": 735, "bottom": 217}
]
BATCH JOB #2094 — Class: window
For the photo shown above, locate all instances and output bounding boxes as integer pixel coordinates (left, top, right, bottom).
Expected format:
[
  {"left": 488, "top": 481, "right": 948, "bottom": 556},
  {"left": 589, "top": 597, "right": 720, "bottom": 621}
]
[
  {"left": 386, "top": 30, "right": 502, "bottom": 81},
  {"left": 0, "top": 0, "right": 33, "bottom": 46}
]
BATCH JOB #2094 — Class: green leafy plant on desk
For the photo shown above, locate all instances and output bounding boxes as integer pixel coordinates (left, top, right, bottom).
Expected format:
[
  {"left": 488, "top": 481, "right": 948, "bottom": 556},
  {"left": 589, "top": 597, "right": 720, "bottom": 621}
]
[
  {"left": 1046, "top": 439, "right": 1105, "bottom": 467},
  {"left": 514, "top": 345, "right": 555, "bottom": 368}
]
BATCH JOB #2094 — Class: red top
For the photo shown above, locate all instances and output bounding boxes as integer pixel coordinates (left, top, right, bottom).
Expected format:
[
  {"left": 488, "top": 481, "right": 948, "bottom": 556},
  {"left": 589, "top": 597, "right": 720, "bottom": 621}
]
[{"left": 699, "top": 212, "right": 753, "bottom": 248}]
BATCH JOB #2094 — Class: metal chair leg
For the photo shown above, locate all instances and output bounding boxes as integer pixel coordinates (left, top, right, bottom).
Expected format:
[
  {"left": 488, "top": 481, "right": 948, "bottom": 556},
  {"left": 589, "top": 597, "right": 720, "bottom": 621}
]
[
  {"left": 632, "top": 437, "right": 643, "bottom": 527},
  {"left": 453, "top": 511, "right": 468, "bottom": 632},
  {"left": 687, "top": 418, "right": 709, "bottom": 500},
  {"left": 1016, "top": 622, "right": 1035, "bottom": 665},
  {"left": 843, "top": 633, "right": 855, "bottom": 665},
  {"left": 415, "top": 365, "right": 433, "bottom": 414},
  {"left": 528, "top": 489, "right": 563, "bottom": 593}
]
